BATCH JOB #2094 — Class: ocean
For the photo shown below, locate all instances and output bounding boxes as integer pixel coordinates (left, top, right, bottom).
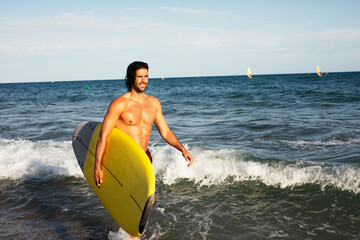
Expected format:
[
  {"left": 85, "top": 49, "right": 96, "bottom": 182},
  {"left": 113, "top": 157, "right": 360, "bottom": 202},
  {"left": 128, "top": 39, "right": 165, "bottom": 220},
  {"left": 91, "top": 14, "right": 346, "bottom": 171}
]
[{"left": 0, "top": 72, "right": 359, "bottom": 239}]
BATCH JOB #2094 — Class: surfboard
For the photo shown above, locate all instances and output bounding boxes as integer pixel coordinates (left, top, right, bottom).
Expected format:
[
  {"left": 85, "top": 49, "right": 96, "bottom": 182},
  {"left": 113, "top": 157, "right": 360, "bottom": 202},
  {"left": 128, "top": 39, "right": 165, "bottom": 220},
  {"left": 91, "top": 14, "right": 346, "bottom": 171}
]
[{"left": 72, "top": 121, "right": 155, "bottom": 237}]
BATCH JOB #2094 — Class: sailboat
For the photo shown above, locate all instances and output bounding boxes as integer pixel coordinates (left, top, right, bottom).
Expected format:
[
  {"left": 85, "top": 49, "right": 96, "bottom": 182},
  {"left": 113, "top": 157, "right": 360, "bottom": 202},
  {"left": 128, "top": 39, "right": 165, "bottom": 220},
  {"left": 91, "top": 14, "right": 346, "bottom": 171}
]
[
  {"left": 317, "top": 66, "right": 322, "bottom": 76},
  {"left": 247, "top": 67, "right": 252, "bottom": 79}
]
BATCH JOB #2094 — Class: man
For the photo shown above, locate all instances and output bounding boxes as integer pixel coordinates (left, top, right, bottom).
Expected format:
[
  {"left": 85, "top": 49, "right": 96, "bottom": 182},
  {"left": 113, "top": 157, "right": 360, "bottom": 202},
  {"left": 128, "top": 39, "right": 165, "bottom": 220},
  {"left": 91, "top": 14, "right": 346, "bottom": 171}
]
[{"left": 94, "top": 61, "right": 193, "bottom": 187}]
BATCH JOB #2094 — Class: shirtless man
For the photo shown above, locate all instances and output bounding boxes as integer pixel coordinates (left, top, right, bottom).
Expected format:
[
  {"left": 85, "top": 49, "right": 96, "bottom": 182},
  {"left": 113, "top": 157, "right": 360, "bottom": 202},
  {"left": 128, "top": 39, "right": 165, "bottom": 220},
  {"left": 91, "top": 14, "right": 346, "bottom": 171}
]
[{"left": 94, "top": 61, "right": 193, "bottom": 187}]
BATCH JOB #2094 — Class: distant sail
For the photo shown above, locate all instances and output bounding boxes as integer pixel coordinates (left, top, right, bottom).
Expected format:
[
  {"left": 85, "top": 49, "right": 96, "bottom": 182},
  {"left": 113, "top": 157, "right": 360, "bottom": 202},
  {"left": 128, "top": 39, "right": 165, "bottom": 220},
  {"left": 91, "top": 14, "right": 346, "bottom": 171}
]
[
  {"left": 317, "top": 66, "right": 322, "bottom": 76},
  {"left": 247, "top": 67, "right": 252, "bottom": 78}
]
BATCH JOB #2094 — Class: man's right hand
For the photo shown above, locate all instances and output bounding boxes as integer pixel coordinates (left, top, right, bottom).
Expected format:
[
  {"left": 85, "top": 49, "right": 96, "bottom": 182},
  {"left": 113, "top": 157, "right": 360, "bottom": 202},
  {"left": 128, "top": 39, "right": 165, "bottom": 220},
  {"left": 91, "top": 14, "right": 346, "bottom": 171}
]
[{"left": 94, "top": 165, "right": 103, "bottom": 187}]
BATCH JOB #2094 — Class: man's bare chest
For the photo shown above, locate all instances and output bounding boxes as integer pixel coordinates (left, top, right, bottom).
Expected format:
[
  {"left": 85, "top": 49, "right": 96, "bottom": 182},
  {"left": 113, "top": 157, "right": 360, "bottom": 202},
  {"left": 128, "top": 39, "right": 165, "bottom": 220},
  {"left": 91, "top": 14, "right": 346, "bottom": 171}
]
[{"left": 120, "top": 103, "right": 155, "bottom": 126}]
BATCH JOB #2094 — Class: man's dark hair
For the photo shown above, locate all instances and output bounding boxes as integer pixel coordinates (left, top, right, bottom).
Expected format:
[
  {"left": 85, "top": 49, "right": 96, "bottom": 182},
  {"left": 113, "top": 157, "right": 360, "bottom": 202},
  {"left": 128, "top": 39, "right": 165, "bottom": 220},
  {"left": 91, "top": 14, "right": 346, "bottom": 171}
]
[{"left": 125, "top": 61, "right": 149, "bottom": 92}]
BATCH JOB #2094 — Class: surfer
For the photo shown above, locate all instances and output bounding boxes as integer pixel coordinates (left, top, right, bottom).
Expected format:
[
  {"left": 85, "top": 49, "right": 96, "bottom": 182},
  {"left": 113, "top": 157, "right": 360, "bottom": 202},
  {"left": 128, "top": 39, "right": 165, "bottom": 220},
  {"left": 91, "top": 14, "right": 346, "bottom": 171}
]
[{"left": 94, "top": 61, "right": 193, "bottom": 187}]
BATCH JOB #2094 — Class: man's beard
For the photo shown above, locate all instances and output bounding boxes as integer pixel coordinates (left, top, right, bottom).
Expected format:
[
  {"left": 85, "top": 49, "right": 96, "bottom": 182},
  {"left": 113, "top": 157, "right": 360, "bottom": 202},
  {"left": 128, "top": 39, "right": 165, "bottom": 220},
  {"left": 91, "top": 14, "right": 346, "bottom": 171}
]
[{"left": 133, "top": 82, "right": 147, "bottom": 93}]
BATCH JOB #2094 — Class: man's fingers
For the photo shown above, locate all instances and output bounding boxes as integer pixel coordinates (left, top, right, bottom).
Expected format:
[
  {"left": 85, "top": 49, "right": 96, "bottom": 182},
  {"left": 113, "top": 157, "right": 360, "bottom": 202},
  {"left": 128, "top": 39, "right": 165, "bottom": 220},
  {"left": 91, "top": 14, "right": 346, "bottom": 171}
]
[
  {"left": 96, "top": 178, "right": 102, "bottom": 187},
  {"left": 186, "top": 155, "right": 193, "bottom": 167},
  {"left": 95, "top": 178, "right": 100, "bottom": 187},
  {"left": 94, "top": 169, "right": 103, "bottom": 187}
]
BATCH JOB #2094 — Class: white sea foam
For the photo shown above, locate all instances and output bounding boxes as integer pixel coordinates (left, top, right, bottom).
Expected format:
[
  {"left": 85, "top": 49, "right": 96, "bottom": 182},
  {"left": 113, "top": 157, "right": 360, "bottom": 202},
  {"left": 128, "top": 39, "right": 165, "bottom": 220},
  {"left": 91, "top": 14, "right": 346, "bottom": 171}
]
[
  {"left": 281, "top": 138, "right": 360, "bottom": 149},
  {"left": 108, "top": 228, "right": 134, "bottom": 240},
  {"left": 150, "top": 145, "right": 360, "bottom": 194},
  {"left": 0, "top": 138, "right": 82, "bottom": 180},
  {"left": 108, "top": 226, "right": 164, "bottom": 240},
  {"left": 1, "top": 138, "right": 359, "bottom": 194},
  {"left": 256, "top": 138, "right": 360, "bottom": 149}
]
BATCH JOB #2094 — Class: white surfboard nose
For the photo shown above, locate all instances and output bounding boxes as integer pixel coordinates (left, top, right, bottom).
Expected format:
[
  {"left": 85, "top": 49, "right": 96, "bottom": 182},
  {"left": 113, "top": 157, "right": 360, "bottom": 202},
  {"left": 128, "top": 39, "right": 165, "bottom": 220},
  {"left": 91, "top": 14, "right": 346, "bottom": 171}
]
[
  {"left": 72, "top": 121, "right": 99, "bottom": 171},
  {"left": 72, "top": 121, "right": 89, "bottom": 140}
]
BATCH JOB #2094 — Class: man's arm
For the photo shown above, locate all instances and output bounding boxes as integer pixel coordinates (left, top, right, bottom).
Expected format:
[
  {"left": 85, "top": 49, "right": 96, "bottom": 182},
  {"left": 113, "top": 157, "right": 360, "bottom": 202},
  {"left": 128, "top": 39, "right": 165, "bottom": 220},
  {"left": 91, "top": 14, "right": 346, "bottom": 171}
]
[
  {"left": 94, "top": 99, "right": 125, "bottom": 187},
  {"left": 154, "top": 98, "right": 193, "bottom": 167}
]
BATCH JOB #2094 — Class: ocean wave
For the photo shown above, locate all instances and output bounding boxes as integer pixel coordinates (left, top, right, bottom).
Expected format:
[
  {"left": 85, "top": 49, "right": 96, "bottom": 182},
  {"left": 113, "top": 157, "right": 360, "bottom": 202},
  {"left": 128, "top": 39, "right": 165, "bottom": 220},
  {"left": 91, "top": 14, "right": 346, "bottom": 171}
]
[
  {"left": 150, "top": 145, "right": 360, "bottom": 194},
  {"left": 1, "top": 139, "right": 359, "bottom": 194},
  {"left": 281, "top": 139, "right": 360, "bottom": 148},
  {"left": 255, "top": 138, "right": 360, "bottom": 149},
  {"left": 0, "top": 139, "right": 82, "bottom": 180}
]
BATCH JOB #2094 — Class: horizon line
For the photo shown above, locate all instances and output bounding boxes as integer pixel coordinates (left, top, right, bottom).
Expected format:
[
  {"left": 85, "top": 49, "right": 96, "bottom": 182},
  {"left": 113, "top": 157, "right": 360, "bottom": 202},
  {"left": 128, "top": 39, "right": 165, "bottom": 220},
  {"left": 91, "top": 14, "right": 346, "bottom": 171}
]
[{"left": 1, "top": 70, "right": 360, "bottom": 84}]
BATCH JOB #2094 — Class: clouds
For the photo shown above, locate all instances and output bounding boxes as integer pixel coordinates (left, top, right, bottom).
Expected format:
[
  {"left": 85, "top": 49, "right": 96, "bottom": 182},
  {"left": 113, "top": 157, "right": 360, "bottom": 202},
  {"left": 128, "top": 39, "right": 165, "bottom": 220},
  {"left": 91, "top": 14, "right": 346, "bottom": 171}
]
[
  {"left": 0, "top": 2, "right": 360, "bottom": 82},
  {"left": 1, "top": 12, "right": 126, "bottom": 54},
  {"left": 0, "top": 10, "right": 238, "bottom": 62},
  {"left": 160, "top": 7, "right": 215, "bottom": 16}
]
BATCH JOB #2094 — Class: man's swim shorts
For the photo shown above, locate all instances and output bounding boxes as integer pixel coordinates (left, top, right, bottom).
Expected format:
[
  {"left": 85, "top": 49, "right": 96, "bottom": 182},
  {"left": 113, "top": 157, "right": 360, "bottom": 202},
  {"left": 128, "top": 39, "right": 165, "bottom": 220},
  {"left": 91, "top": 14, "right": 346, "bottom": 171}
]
[{"left": 145, "top": 149, "right": 153, "bottom": 164}]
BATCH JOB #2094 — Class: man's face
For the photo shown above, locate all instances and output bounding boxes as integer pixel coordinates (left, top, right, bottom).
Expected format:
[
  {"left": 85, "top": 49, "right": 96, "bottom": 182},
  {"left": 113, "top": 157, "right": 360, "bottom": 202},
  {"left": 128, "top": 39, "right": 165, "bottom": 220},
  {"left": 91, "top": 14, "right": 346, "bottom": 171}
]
[{"left": 133, "top": 68, "right": 148, "bottom": 93}]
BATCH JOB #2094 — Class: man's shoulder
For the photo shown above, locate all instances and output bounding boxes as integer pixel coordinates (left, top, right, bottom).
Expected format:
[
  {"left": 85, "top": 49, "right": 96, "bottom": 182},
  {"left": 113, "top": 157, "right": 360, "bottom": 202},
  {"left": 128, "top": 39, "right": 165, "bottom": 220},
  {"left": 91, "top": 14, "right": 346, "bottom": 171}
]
[
  {"left": 109, "top": 93, "right": 131, "bottom": 108},
  {"left": 147, "top": 94, "right": 159, "bottom": 101},
  {"left": 113, "top": 93, "right": 131, "bottom": 102},
  {"left": 147, "top": 95, "right": 161, "bottom": 105}
]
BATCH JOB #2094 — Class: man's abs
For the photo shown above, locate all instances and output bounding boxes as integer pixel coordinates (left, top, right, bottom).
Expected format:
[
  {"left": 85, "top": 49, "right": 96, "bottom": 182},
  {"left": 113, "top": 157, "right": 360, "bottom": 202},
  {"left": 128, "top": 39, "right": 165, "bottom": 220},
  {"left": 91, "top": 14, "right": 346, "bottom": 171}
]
[{"left": 115, "top": 123, "right": 152, "bottom": 151}]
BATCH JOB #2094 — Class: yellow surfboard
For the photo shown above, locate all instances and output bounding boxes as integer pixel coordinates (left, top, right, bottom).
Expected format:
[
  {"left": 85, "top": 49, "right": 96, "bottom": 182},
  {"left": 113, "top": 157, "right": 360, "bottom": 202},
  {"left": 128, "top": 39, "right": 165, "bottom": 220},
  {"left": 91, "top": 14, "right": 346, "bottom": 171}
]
[{"left": 72, "top": 122, "right": 155, "bottom": 237}]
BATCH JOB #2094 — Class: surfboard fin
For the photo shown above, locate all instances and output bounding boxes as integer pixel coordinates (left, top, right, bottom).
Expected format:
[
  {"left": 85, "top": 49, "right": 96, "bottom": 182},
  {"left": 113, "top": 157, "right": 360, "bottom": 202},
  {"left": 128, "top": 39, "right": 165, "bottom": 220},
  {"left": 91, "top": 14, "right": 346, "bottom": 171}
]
[{"left": 139, "top": 194, "right": 155, "bottom": 234}]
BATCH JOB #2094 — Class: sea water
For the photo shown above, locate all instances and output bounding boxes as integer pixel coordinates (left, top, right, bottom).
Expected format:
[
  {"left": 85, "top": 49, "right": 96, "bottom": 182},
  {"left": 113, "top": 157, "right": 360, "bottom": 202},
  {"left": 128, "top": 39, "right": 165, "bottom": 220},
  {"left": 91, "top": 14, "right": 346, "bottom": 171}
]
[{"left": 0, "top": 72, "right": 359, "bottom": 239}]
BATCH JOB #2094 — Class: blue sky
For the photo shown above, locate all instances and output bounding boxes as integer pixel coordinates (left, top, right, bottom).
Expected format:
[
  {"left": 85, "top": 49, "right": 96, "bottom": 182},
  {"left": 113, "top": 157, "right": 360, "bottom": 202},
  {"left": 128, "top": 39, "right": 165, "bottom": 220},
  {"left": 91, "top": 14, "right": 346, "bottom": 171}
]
[{"left": 1, "top": 0, "right": 360, "bottom": 83}]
